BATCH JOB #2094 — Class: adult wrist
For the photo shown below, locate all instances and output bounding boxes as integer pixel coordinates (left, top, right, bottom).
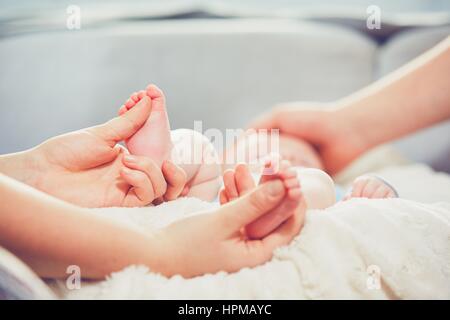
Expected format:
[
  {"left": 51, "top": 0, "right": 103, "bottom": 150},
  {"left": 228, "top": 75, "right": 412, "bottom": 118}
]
[
  {"left": 141, "top": 231, "right": 181, "bottom": 278},
  {"left": 332, "top": 101, "right": 373, "bottom": 154},
  {"left": 0, "top": 147, "right": 46, "bottom": 189}
]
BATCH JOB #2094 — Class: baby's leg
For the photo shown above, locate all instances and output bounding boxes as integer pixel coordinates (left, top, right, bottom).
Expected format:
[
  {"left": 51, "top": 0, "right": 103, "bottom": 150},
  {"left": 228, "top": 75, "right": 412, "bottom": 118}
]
[
  {"left": 170, "top": 129, "right": 221, "bottom": 201},
  {"left": 344, "top": 175, "right": 398, "bottom": 200},
  {"left": 295, "top": 168, "right": 336, "bottom": 209}
]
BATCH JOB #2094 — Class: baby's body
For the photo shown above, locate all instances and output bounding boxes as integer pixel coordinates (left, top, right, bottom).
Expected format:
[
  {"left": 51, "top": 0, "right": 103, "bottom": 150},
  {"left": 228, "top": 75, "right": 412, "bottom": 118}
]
[
  {"left": 221, "top": 162, "right": 397, "bottom": 239},
  {"left": 220, "top": 132, "right": 398, "bottom": 238},
  {"left": 119, "top": 85, "right": 397, "bottom": 239}
]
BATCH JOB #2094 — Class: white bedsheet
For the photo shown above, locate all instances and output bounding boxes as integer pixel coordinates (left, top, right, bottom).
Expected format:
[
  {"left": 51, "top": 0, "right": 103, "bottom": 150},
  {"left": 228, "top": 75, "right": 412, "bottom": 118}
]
[{"left": 56, "top": 161, "right": 450, "bottom": 300}]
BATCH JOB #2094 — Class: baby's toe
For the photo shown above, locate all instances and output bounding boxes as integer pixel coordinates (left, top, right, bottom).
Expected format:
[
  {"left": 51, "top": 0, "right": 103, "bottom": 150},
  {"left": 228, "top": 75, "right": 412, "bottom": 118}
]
[
  {"left": 234, "top": 163, "right": 256, "bottom": 195},
  {"left": 278, "top": 161, "right": 298, "bottom": 184},
  {"left": 287, "top": 187, "right": 302, "bottom": 200},
  {"left": 260, "top": 155, "right": 281, "bottom": 175},
  {"left": 121, "top": 90, "right": 145, "bottom": 114},
  {"left": 118, "top": 105, "right": 128, "bottom": 116},
  {"left": 279, "top": 159, "right": 291, "bottom": 172},
  {"left": 280, "top": 167, "right": 297, "bottom": 180},
  {"left": 131, "top": 92, "right": 140, "bottom": 102},
  {"left": 137, "top": 90, "right": 146, "bottom": 99},
  {"left": 223, "top": 169, "right": 238, "bottom": 201},
  {"left": 219, "top": 189, "right": 229, "bottom": 205},
  {"left": 146, "top": 84, "right": 165, "bottom": 99},
  {"left": 283, "top": 177, "right": 299, "bottom": 189},
  {"left": 124, "top": 98, "right": 136, "bottom": 108}
]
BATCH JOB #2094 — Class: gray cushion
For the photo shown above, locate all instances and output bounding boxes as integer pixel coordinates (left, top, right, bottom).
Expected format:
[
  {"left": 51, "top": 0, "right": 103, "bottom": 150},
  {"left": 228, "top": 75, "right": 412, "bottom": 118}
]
[{"left": 0, "top": 19, "right": 375, "bottom": 153}]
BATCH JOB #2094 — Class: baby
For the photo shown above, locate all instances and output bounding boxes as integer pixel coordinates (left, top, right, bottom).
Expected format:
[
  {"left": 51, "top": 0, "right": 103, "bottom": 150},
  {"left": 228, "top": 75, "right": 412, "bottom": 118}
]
[
  {"left": 220, "top": 132, "right": 398, "bottom": 238},
  {"left": 119, "top": 85, "right": 398, "bottom": 239}
]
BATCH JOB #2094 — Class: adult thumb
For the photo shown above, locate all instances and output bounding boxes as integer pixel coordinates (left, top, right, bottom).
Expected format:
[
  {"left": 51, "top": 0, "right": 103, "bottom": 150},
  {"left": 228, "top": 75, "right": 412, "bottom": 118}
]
[
  {"left": 219, "top": 180, "right": 285, "bottom": 233},
  {"left": 90, "top": 96, "right": 152, "bottom": 146}
]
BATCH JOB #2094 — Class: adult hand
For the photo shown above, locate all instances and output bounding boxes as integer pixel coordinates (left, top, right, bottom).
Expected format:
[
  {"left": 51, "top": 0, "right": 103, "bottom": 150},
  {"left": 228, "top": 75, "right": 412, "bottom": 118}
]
[
  {"left": 0, "top": 97, "right": 186, "bottom": 207},
  {"left": 154, "top": 180, "right": 305, "bottom": 278},
  {"left": 250, "top": 38, "right": 450, "bottom": 175},
  {"left": 249, "top": 102, "right": 368, "bottom": 175},
  {"left": 0, "top": 174, "right": 302, "bottom": 279}
]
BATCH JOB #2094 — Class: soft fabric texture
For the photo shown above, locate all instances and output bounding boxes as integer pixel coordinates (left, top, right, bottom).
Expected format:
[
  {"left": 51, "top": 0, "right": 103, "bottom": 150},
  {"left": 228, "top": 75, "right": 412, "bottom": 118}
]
[{"left": 54, "top": 161, "right": 450, "bottom": 300}]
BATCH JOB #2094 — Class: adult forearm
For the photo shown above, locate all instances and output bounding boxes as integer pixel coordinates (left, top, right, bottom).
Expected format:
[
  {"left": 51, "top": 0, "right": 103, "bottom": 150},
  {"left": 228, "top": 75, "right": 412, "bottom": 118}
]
[
  {"left": 0, "top": 149, "right": 43, "bottom": 187},
  {"left": 337, "top": 37, "right": 450, "bottom": 150},
  {"left": 0, "top": 174, "right": 169, "bottom": 279}
]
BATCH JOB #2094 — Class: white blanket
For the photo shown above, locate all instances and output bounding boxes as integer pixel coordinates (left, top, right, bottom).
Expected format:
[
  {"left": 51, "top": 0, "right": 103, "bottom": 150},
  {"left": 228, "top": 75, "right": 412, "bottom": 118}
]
[{"left": 58, "top": 162, "right": 450, "bottom": 300}]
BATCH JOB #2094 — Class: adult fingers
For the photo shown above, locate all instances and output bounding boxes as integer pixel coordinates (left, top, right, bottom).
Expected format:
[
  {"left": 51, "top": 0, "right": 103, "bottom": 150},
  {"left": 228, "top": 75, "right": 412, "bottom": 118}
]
[
  {"left": 122, "top": 155, "right": 167, "bottom": 199},
  {"left": 261, "top": 199, "right": 305, "bottom": 251},
  {"left": 245, "top": 194, "right": 300, "bottom": 239},
  {"left": 239, "top": 200, "right": 305, "bottom": 267},
  {"left": 120, "top": 168, "right": 154, "bottom": 206},
  {"left": 162, "top": 160, "right": 187, "bottom": 201},
  {"left": 218, "top": 180, "right": 285, "bottom": 234}
]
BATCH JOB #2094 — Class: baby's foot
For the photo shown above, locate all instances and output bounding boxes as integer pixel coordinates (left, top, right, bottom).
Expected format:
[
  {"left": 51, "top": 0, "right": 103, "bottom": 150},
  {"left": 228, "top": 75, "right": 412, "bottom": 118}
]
[
  {"left": 344, "top": 175, "right": 398, "bottom": 200},
  {"left": 118, "top": 84, "right": 173, "bottom": 166},
  {"left": 220, "top": 160, "right": 304, "bottom": 239}
]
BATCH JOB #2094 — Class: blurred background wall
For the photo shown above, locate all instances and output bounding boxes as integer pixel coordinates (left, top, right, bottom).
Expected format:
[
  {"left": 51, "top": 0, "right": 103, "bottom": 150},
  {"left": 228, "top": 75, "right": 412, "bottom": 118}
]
[{"left": 0, "top": 0, "right": 449, "bottom": 171}]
